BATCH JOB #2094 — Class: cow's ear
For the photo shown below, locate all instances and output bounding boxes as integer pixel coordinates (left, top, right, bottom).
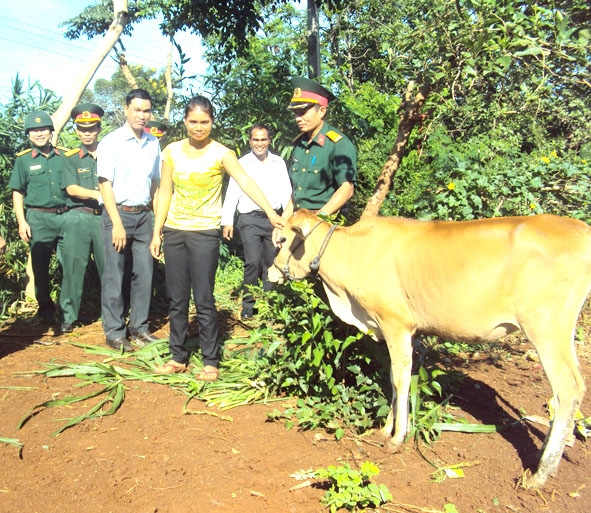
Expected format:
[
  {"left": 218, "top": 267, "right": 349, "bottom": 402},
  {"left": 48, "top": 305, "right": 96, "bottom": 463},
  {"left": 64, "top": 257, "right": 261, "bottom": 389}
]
[
  {"left": 291, "top": 225, "right": 306, "bottom": 239},
  {"left": 294, "top": 216, "right": 318, "bottom": 239}
]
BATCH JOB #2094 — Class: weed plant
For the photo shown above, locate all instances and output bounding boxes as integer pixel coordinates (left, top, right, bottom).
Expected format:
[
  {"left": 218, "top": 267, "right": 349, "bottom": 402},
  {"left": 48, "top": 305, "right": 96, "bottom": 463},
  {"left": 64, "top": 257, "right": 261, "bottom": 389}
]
[{"left": 313, "top": 461, "right": 392, "bottom": 512}]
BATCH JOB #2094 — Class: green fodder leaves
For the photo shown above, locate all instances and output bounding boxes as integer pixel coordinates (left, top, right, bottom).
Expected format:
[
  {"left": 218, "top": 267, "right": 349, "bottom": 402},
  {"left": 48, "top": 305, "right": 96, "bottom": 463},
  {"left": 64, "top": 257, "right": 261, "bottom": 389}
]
[{"left": 313, "top": 461, "right": 393, "bottom": 512}]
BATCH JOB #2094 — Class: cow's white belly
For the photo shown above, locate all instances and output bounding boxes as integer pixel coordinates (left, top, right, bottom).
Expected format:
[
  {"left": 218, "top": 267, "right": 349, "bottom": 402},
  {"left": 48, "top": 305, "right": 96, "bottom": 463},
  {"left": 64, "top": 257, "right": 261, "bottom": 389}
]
[{"left": 323, "top": 284, "right": 382, "bottom": 341}]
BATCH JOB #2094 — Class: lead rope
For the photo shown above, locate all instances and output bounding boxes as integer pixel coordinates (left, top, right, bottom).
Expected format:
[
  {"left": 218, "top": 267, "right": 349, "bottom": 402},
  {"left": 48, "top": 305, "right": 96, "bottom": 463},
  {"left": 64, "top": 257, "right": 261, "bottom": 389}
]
[{"left": 309, "top": 224, "right": 337, "bottom": 275}]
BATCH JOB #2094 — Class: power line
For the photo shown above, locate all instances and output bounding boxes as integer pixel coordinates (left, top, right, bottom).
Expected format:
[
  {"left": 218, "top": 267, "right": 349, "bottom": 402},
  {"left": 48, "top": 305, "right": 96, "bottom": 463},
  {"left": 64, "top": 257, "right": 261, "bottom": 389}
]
[{"left": 0, "top": 15, "right": 184, "bottom": 69}]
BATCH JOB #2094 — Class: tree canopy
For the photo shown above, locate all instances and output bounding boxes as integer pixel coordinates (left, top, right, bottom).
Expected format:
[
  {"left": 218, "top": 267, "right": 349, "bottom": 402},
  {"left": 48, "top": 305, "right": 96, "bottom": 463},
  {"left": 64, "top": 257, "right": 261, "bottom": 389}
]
[{"left": 63, "top": 0, "right": 345, "bottom": 62}]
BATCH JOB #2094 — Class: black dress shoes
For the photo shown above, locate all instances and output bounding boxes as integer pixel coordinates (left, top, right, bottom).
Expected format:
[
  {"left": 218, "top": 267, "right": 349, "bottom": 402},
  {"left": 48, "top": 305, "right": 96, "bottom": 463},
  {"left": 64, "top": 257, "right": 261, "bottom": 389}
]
[
  {"left": 241, "top": 307, "right": 254, "bottom": 320},
  {"left": 130, "top": 332, "right": 160, "bottom": 347},
  {"left": 106, "top": 337, "right": 133, "bottom": 352},
  {"left": 60, "top": 323, "right": 74, "bottom": 333}
]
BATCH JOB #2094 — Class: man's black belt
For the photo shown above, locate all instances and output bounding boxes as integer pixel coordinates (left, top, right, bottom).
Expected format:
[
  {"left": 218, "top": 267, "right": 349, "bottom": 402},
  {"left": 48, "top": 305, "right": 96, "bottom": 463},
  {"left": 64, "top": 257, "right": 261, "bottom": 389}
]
[
  {"left": 29, "top": 206, "right": 67, "bottom": 214},
  {"left": 75, "top": 206, "right": 103, "bottom": 215},
  {"left": 242, "top": 209, "right": 282, "bottom": 218},
  {"left": 117, "top": 205, "right": 151, "bottom": 213}
]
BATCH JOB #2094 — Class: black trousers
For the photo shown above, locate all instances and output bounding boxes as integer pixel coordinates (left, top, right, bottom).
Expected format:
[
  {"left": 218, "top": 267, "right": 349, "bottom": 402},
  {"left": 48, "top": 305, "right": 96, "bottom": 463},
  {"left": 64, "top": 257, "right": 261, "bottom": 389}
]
[
  {"left": 237, "top": 212, "right": 277, "bottom": 309},
  {"left": 162, "top": 228, "right": 220, "bottom": 367}
]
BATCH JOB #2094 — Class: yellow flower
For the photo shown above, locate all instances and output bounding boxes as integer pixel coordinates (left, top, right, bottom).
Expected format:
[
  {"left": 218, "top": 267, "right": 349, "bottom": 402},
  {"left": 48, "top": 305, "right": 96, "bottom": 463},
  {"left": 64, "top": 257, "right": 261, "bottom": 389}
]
[
  {"left": 530, "top": 203, "right": 536, "bottom": 209},
  {"left": 550, "top": 150, "right": 558, "bottom": 159},
  {"left": 541, "top": 156, "right": 550, "bottom": 164},
  {"left": 447, "top": 182, "right": 455, "bottom": 190}
]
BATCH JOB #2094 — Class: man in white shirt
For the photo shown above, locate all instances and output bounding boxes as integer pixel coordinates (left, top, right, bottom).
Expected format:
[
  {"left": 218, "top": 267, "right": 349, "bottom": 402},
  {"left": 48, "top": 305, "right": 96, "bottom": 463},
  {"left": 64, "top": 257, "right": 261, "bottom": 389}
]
[
  {"left": 97, "top": 89, "right": 161, "bottom": 351},
  {"left": 222, "top": 124, "right": 292, "bottom": 319}
]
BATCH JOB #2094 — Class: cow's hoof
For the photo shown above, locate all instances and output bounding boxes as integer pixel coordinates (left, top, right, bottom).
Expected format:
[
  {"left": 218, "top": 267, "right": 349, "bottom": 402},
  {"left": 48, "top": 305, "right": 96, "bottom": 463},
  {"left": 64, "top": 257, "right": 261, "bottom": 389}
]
[
  {"left": 375, "top": 431, "right": 403, "bottom": 453},
  {"left": 518, "top": 469, "right": 547, "bottom": 490}
]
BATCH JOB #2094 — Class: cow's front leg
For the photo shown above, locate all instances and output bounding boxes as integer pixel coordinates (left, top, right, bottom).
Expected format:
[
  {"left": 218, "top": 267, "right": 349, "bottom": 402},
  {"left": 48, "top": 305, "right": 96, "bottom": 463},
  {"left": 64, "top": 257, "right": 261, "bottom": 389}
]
[{"left": 380, "top": 330, "right": 413, "bottom": 449}]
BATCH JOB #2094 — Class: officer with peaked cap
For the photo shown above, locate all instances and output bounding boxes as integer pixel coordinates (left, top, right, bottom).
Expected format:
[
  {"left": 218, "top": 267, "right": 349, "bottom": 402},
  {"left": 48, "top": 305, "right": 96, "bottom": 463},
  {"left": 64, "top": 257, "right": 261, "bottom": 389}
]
[
  {"left": 144, "top": 120, "right": 168, "bottom": 138},
  {"left": 8, "top": 109, "right": 69, "bottom": 324},
  {"left": 274, "top": 77, "right": 357, "bottom": 244},
  {"left": 59, "top": 102, "right": 106, "bottom": 333}
]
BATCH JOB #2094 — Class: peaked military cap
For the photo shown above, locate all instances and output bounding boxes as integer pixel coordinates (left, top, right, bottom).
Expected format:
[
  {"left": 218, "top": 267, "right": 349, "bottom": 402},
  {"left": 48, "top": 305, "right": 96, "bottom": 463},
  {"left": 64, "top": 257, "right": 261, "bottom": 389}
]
[
  {"left": 144, "top": 121, "right": 168, "bottom": 138},
  {"left": 24, "top": 110, "right": 54, "bottom": 133},
  {"left": 71, "top": 103, "right": 104, "bottom": 127},
  {"left": 288, "top": 77, "right": 335, "bottom": 110}
]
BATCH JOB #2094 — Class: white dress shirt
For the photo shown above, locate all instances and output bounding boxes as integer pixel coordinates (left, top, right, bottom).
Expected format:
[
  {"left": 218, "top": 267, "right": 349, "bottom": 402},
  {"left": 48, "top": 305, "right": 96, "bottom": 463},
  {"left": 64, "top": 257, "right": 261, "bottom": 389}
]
[{"left": 221, "top": 150, "right": 292, "bottom": 226}]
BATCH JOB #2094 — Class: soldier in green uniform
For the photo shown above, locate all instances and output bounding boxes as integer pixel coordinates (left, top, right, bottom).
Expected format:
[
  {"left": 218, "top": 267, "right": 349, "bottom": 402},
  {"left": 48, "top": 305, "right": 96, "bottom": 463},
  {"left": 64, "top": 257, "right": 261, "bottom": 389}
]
[
  {"left": 8, "top": 110, "right": 68, "bottom": 323},
  {"left": 59, "top": 103, "right": 106, "bottom": 333},
  {"left": 280, "top": 77, "right": 357, "bottom": 223}
]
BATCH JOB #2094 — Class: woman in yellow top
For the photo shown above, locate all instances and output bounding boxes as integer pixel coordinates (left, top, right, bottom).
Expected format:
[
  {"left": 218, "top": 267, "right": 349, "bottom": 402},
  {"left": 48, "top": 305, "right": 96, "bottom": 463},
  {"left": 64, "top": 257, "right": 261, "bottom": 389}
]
[{"left": 150, "top": 96, "right": 284, "bottom": 378}]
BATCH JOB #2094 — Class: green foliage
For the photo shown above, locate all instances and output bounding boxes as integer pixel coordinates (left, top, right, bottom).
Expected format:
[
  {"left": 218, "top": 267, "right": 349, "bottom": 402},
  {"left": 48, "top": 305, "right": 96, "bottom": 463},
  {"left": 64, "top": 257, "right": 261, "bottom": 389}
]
[
  {"left": 63, "top": 0, "right": 346, "bottom": 64},
  {"left": 257, "top": 280, "right": 390, "bottom": 436},
  {"left": 199, "top": 2, "right": 303, "bottom": 159},
  {"left": 313, "top": 461, "right": 392, "bottom": 512},
  {"left": 394, "top": 132, "right": 591, "bottom": 222}
]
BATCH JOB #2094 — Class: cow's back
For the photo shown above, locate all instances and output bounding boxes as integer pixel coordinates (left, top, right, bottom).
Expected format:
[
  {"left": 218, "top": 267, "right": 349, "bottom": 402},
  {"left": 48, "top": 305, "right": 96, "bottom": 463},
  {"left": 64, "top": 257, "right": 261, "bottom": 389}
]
[{"left": 326, "top": 214, "right": 591, "bottom": 342}]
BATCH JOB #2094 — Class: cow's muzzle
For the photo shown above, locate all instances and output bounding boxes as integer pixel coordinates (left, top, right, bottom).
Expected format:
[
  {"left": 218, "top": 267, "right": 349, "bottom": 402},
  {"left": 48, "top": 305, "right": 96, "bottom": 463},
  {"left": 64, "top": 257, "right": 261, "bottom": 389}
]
[{"left": 271, "top": 223, "right": 337, "bottom": 282}]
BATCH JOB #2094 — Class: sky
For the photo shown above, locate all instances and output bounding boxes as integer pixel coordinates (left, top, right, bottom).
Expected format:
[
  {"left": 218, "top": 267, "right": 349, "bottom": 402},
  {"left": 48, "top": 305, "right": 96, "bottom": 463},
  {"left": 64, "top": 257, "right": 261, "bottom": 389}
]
[{"left": 0, "top": 0, "right": 206, "bottom": 102}]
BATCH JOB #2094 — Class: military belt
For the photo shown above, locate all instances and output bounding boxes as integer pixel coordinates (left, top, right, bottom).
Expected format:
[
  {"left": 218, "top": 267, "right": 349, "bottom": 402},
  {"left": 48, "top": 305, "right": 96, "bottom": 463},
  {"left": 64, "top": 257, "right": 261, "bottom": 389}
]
[{"left": 29, "top": 206, "right": 68, "bottom": 214}]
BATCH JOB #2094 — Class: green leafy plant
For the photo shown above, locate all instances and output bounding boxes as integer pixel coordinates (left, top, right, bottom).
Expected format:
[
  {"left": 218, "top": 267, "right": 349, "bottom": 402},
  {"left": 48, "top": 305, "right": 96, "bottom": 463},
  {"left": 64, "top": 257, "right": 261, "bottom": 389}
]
[
  {"left": 313, "top": 461, "right": 392, "bottom": 512},
  {"left": 256, "top": 279, "right": 391, "bottom": 438}
]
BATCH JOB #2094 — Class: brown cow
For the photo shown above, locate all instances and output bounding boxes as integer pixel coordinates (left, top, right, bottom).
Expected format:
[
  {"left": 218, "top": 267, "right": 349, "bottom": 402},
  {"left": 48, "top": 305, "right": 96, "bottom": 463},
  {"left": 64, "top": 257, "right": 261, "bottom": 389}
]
[{"left": 268, "top": 209, "right": 591, "bottom": 488}]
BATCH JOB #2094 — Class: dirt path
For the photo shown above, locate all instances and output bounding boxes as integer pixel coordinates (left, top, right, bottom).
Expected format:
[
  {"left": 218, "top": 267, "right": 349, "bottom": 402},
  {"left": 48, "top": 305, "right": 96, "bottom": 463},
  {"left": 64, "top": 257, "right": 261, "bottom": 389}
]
[{"left": 0, "top": 317, "right": 589, "bottom": 513}]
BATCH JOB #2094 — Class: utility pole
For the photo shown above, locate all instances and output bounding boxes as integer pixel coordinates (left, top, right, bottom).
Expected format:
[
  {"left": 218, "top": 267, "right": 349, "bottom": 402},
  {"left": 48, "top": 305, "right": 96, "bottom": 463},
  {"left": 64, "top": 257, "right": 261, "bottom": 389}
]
[{"left": 307, "top": 0, "right": 320, "bottom": 78}]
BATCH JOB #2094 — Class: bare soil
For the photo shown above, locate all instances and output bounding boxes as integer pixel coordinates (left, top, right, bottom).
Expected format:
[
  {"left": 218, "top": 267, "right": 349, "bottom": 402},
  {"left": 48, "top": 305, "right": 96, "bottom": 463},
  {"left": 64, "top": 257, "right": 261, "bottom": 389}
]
[{"left": 0, "top": 308, "right": 590, "bottom": 513}]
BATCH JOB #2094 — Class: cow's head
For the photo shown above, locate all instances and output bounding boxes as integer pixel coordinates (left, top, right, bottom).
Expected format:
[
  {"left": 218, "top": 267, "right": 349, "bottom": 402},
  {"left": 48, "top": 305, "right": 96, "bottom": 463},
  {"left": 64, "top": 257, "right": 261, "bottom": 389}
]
[{"left": 268, "top": 209, "right": 329, "bottom": 284}]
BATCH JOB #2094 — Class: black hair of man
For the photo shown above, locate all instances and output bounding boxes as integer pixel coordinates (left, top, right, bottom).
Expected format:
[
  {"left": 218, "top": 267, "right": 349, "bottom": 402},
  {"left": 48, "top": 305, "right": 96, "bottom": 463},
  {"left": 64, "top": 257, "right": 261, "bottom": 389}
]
[
  {"left": 249, "top": 123, "right": 272, "bottom": 139},
  {"left": 126, "top": 88, "right": 153, "bottom": 106}
]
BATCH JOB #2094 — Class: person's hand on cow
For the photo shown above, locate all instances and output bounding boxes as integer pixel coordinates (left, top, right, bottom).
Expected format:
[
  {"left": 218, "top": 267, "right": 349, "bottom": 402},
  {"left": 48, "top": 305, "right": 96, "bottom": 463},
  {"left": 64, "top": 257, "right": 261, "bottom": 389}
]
[
  {"left": 272, "top": 227, "right": 284, "bottom": 248},
  {"left": 267, "top": 212, "right": 285, "bottom": 231}
]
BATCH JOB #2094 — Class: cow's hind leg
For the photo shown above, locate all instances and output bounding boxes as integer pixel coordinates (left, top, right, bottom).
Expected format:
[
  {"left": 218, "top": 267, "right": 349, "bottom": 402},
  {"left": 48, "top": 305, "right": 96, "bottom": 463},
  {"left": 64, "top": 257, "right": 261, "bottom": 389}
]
[
  {"left": 521, "top": 321, "right": 586, "bottom": 488},
  {"left": 380, "top": 329, "right": 414, "bottom": 450}
]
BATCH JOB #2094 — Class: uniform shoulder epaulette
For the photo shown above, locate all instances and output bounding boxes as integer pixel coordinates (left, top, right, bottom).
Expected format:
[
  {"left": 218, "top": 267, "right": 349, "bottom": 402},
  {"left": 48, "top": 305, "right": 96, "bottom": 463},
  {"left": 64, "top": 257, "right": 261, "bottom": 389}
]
[
  {"left": 56, "top": 146, "right": 70, "bottom": 153},
  {"left": 16, "top": 148, "right": 32, "bottom": 157},
  {"left": 326, "top": 130, "right": 343, "bottom": 143},
  {"left": 65, "top": 148, "right": 80, "bottom": 157}
]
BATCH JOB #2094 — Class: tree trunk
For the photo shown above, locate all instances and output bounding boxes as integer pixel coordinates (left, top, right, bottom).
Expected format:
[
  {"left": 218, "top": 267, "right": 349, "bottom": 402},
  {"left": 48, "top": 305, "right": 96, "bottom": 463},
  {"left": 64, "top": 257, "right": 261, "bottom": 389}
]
[
  {"left": 51, "top": 0, "right": 129, "bottom": 143},
  {"left": 163, "top": 38, "right": 174, "bottom": 121},
  {"left": 118, "top": 51, "right": 138, "bottom": 89},
  {"left": 361, "top": 81, "right": 430, "bottom": 219}
]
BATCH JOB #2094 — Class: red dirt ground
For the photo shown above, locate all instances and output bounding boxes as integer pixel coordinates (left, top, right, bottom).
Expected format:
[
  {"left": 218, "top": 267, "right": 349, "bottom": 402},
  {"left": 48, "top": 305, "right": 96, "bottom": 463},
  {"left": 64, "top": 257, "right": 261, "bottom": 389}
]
[{"left": 0, "top": 310, "right": 589, "bottom": 513}]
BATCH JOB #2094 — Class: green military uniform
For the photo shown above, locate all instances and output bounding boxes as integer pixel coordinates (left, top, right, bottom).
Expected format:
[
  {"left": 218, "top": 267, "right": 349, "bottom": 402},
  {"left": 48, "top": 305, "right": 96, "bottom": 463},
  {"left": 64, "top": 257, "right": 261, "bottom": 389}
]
[
  {"left": 289, "top": 121, "right": 357, "bottom": 210},
  {"left": 8, "top": 110, "right": 68, "bottom": 321},
  {"left": 59, "top": 103, "right": 105, "bottom": 330},
  {"left": 287, "top": 77, "right": 357, "bottom": 211},
  {"left": 60, "top": 148, "right": 105, "bottom": 327}
]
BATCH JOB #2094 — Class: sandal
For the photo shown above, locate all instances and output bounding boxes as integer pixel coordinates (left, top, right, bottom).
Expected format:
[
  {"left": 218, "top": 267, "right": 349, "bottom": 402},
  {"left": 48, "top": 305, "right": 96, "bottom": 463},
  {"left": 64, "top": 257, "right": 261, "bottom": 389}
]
[
  {"left": 154, "top": 360, "right": 187, "bottom": 374},
  {"left": 195, "top": 365, "right": 219, "bottom": 382}
]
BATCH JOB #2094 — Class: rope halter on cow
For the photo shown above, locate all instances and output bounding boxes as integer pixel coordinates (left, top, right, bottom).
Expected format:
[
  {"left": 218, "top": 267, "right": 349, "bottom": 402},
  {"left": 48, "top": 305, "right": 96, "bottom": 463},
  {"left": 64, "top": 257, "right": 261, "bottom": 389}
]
[{"left": 273, "top": 220, "right": 337, "bottom": 281}]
